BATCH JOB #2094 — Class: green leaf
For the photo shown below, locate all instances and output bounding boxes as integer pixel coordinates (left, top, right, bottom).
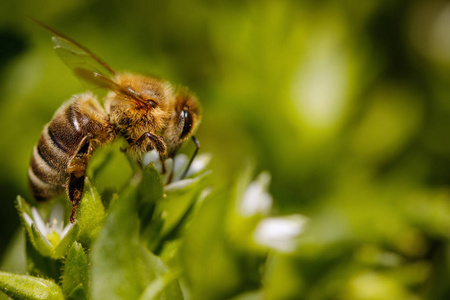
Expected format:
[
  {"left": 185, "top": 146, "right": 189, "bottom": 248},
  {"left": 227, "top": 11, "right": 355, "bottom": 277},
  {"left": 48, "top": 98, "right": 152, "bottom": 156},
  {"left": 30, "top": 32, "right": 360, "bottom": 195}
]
[
  {"left": 91, "top": 172, "right": 181, "bottom": 299},
  {"left": 0, "top": 271, "right": 64, "bottom": 300},
  {"left": 137, "top": 164, "right": 164, "bottom": 227},
  {"left": 230, "top": 290, "right": 264, "bottom": 300},
  {"left": 263, "top": 254, "right": 304, "bottom": 299},
  {"left": 139, "top": 271, "right": 183, "bottom": 300},
  {"left": 151, "top": 171, "right": 211, "bottom": 252},
  {"left": 181, "top": 191, "right": 245, "bottom": 299},
  {"left": 67, "top": 284, "right": 88, "bottom": 300},
  {"left": 16, "top": 197, "right": 37, "bottom": 251},
  {"left": 138, "top": 164, "right": 165, "bottom": 251},
  {"left": 30, "top": 224, "right": 52, "bottom": 257},
  {"left": 159, "top": 240, "right": 182, "bottom": 269},
  {"left": 16, "top": 196, "right": 32, "bottom": 216},
  {"left": 76, "top": 179, "right": 106, "bottom": 246},
  {"left": 25, "top": 239, "right": 62, "bottom": 283},
  {"left": 62, "top": 242, "right": 89, "bottom": 297}
]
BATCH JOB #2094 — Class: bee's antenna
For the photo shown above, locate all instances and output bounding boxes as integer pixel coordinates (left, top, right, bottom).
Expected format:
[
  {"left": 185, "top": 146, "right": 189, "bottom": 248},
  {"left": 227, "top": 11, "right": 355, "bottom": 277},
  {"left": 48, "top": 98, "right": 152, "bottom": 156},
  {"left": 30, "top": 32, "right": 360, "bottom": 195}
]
[{"left": 181, "top": 136, "right": 200, "bottom": 179}]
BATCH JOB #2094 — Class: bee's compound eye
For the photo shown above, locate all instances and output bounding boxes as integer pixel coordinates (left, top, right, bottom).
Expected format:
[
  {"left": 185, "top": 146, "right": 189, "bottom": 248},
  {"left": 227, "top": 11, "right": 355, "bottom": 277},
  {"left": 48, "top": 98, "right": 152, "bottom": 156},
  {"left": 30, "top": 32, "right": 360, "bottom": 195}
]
[{"left": 180, "top": 109, "right": 193, "bottom": 139}]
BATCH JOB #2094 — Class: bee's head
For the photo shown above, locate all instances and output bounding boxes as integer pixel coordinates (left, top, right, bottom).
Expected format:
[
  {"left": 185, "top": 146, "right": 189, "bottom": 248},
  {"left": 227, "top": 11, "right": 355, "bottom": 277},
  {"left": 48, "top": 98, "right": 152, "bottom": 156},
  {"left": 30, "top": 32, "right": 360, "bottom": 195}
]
[{"left": 164, "top": 89, "right": 201, "bottom": 157}]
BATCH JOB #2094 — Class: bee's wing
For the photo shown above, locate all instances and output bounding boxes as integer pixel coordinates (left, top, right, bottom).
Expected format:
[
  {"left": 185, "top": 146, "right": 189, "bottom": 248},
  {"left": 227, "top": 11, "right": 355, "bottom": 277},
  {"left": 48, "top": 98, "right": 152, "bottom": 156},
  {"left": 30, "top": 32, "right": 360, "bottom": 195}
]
[
  {"left": 51, "top": 35, "right": 116, "bottom": 78},
  {"left": 33, "top": 19, "right": 147, "bottom": 104},
  {"left": 33, "top": 19, "right": 118, "bottom": 89}
]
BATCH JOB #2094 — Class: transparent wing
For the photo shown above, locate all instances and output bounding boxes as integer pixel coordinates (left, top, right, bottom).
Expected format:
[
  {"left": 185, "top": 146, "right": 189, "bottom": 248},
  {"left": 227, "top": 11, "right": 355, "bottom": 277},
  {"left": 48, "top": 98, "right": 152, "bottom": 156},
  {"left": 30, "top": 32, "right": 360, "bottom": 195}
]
[
  {"left": 51, "top": 35, "right": 116, "bottom": 78},
  {"left": 33, "top": 19, "right": 147, "bottom": 104},
  {"left": 33, "top": 18, "right": 117, "bottom": 89}
]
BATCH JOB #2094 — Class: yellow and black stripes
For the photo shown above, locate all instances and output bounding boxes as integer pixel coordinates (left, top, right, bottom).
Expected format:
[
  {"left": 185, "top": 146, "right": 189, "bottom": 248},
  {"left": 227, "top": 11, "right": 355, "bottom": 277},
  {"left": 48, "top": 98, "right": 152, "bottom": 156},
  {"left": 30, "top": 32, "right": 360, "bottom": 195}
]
[
  {"left": 28, "top": 125, "right": 69, "bottom": 201},
  {"left": 28, "top": 94, "right": 110, "bottom": 202}
]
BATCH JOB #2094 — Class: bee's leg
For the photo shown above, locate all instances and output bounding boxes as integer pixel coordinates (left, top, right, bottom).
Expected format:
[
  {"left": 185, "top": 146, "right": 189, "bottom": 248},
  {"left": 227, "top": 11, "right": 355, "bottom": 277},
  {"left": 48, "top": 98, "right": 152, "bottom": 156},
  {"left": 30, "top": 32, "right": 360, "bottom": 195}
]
[
  {"left": 133, "top": 132, "right": 167, "bottom": 155},
  {"left": 66, "top": 134, "right": 95, "bottom": 223},
  {"left": 181, "top": 136, "right": 200, "bottom": 179},
  {"left": 159, "top": 155, "right": 167, "bottom": 174},
  {"left": 163, "top": 150, "right": 176, "bottom": 183},
  {"left": 67, "top": 175, "right": 85, "bottom": 223}
]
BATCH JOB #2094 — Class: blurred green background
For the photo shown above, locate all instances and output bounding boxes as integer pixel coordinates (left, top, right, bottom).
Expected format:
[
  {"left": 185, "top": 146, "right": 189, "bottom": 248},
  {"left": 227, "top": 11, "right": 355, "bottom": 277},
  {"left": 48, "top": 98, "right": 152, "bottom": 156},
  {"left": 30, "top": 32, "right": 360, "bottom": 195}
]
[{"left": 1, "top": 0, "right": 450, "bottom": 298}]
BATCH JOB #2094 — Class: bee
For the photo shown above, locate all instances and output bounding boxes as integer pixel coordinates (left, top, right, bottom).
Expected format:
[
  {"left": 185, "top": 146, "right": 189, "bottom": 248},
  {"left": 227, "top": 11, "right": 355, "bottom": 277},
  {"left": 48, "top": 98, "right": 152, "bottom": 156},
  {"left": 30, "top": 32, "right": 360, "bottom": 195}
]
[{"left": 28, "top": 21, "right": 201, "bottom": 223}]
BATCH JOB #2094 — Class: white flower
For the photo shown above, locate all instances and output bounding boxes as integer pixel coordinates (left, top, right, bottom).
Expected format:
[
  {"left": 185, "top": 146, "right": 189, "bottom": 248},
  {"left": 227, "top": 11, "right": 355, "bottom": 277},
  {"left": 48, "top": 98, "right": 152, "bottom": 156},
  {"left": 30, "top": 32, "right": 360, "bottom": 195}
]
[
  {"left": 239, "top": 172, "right": 273, "bottom": 217},
  {"left": 18, "top": 197, "right": 79, "bottom": 258},
  {"left": 253, "top": 214, "right": 308, "bottom": 253},
  {"left": 143, "top": 150, "right": 211, "bottom": 189},
  {"left": 24, "top": 203, "right": 74, "bottom": 247}
]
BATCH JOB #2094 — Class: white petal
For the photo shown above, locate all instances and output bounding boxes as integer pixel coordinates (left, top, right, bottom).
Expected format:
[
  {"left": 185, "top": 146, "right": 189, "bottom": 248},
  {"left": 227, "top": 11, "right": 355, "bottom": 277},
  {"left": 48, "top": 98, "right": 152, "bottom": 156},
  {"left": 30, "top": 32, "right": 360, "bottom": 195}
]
[
  {"left": 142, "top": 150, "right": 176, "bottom": 184},
  {"left": 165, "top": 178, "right": 196, "bottom": 192},
  {"left": 60, "top": 222, "right": 74, "bottom": 239},
  {"left": 142, "top": 150, "right": 160, "bottom": 167},
  {"left": 172, "top": 154, "right": 189, "bottom": 180},
  {"left": 165, "top": 170, "right": 211, "bottom": 191},
  {"left": 239, "top": 172, "right": 273, "bottom": 217},
  {"left": 22, "top": 212, "right": 34, "bottom": 228},
  {"left": 198, "top": 187, "right": 213, "bottom": 204},
  {"left": 253, "top": 215, "right": 308, "bottom": 253},
  {"left": 31, "top": 207, "right": 47, "bottom": 235},
  {"left": 184, "top": 153, "right": 211, "bottom": 178}
]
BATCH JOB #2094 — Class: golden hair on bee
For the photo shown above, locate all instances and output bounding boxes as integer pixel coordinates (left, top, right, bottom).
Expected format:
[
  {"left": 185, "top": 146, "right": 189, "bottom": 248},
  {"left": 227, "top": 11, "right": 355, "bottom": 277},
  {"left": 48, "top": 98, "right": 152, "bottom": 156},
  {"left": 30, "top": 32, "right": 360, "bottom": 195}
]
[
  {"left": 28, "top": 20, "right": 202, "bottom": 222},
  {"left": 105, "top": 73, "right": 176, "bottom": 154}
]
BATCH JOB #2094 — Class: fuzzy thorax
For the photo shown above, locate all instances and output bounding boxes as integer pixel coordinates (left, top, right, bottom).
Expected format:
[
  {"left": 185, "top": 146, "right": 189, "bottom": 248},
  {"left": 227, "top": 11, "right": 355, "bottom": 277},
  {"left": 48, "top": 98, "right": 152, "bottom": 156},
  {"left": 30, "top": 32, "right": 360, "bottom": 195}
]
[{"left": 104, "top": 73, "right": 176, "bottom": 153}]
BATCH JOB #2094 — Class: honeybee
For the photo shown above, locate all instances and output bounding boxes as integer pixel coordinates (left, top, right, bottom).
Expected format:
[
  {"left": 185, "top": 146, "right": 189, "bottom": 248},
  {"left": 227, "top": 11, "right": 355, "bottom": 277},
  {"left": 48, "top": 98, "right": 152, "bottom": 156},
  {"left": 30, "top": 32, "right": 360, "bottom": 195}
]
[{"left": 28, "top": 21, "right": 201, "bottom": 223}]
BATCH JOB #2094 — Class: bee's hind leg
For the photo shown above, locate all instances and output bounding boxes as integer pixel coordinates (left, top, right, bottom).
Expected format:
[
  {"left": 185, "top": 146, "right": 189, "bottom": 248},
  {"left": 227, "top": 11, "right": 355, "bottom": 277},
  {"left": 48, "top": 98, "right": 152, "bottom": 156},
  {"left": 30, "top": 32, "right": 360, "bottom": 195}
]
[{"left": 66, "top": 134, "right": 95, "bottom": 223}]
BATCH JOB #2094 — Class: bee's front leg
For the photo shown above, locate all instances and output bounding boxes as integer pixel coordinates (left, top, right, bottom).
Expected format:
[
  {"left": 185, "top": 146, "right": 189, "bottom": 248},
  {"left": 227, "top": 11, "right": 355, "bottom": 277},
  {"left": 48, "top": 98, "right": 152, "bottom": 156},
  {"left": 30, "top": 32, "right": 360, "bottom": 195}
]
[
  {"left": 67, "top": 134, "right": 95, "bottom": 223},
  {"left": 132, "top": 132, "right": 167, "bottom": 155}
]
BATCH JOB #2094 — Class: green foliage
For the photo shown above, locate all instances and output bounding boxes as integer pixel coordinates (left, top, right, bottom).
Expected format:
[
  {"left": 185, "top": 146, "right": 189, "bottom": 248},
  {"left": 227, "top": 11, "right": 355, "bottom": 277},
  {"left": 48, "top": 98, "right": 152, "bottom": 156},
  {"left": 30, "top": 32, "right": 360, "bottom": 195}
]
[
  {"left": 0, "top": 271, "right": 63, "bottom": 300},
  {"left": 75, "top": 180, "right": 105, "bottom": 247},
  {"left": 62, "top": 243, "right": 88, "bottom": 298},
  {"left": 0, "top": 153, "right": 309, "bottom": 299},
  {"left": 1, "top": 1, "right": 450, "bottom": 299},
  {"left": 90, "top": 165, "right": 182, "bottom": 299}
]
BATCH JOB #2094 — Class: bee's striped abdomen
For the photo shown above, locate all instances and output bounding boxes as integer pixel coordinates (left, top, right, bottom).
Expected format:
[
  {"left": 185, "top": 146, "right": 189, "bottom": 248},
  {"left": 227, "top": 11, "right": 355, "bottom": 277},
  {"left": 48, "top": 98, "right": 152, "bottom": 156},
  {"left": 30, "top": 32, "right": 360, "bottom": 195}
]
[
  {"left": 28, "top": 128, "right": 68, "bottom": 201},
  {"left": 28, "top": 93, "right": 108, "bottom": 202}
]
